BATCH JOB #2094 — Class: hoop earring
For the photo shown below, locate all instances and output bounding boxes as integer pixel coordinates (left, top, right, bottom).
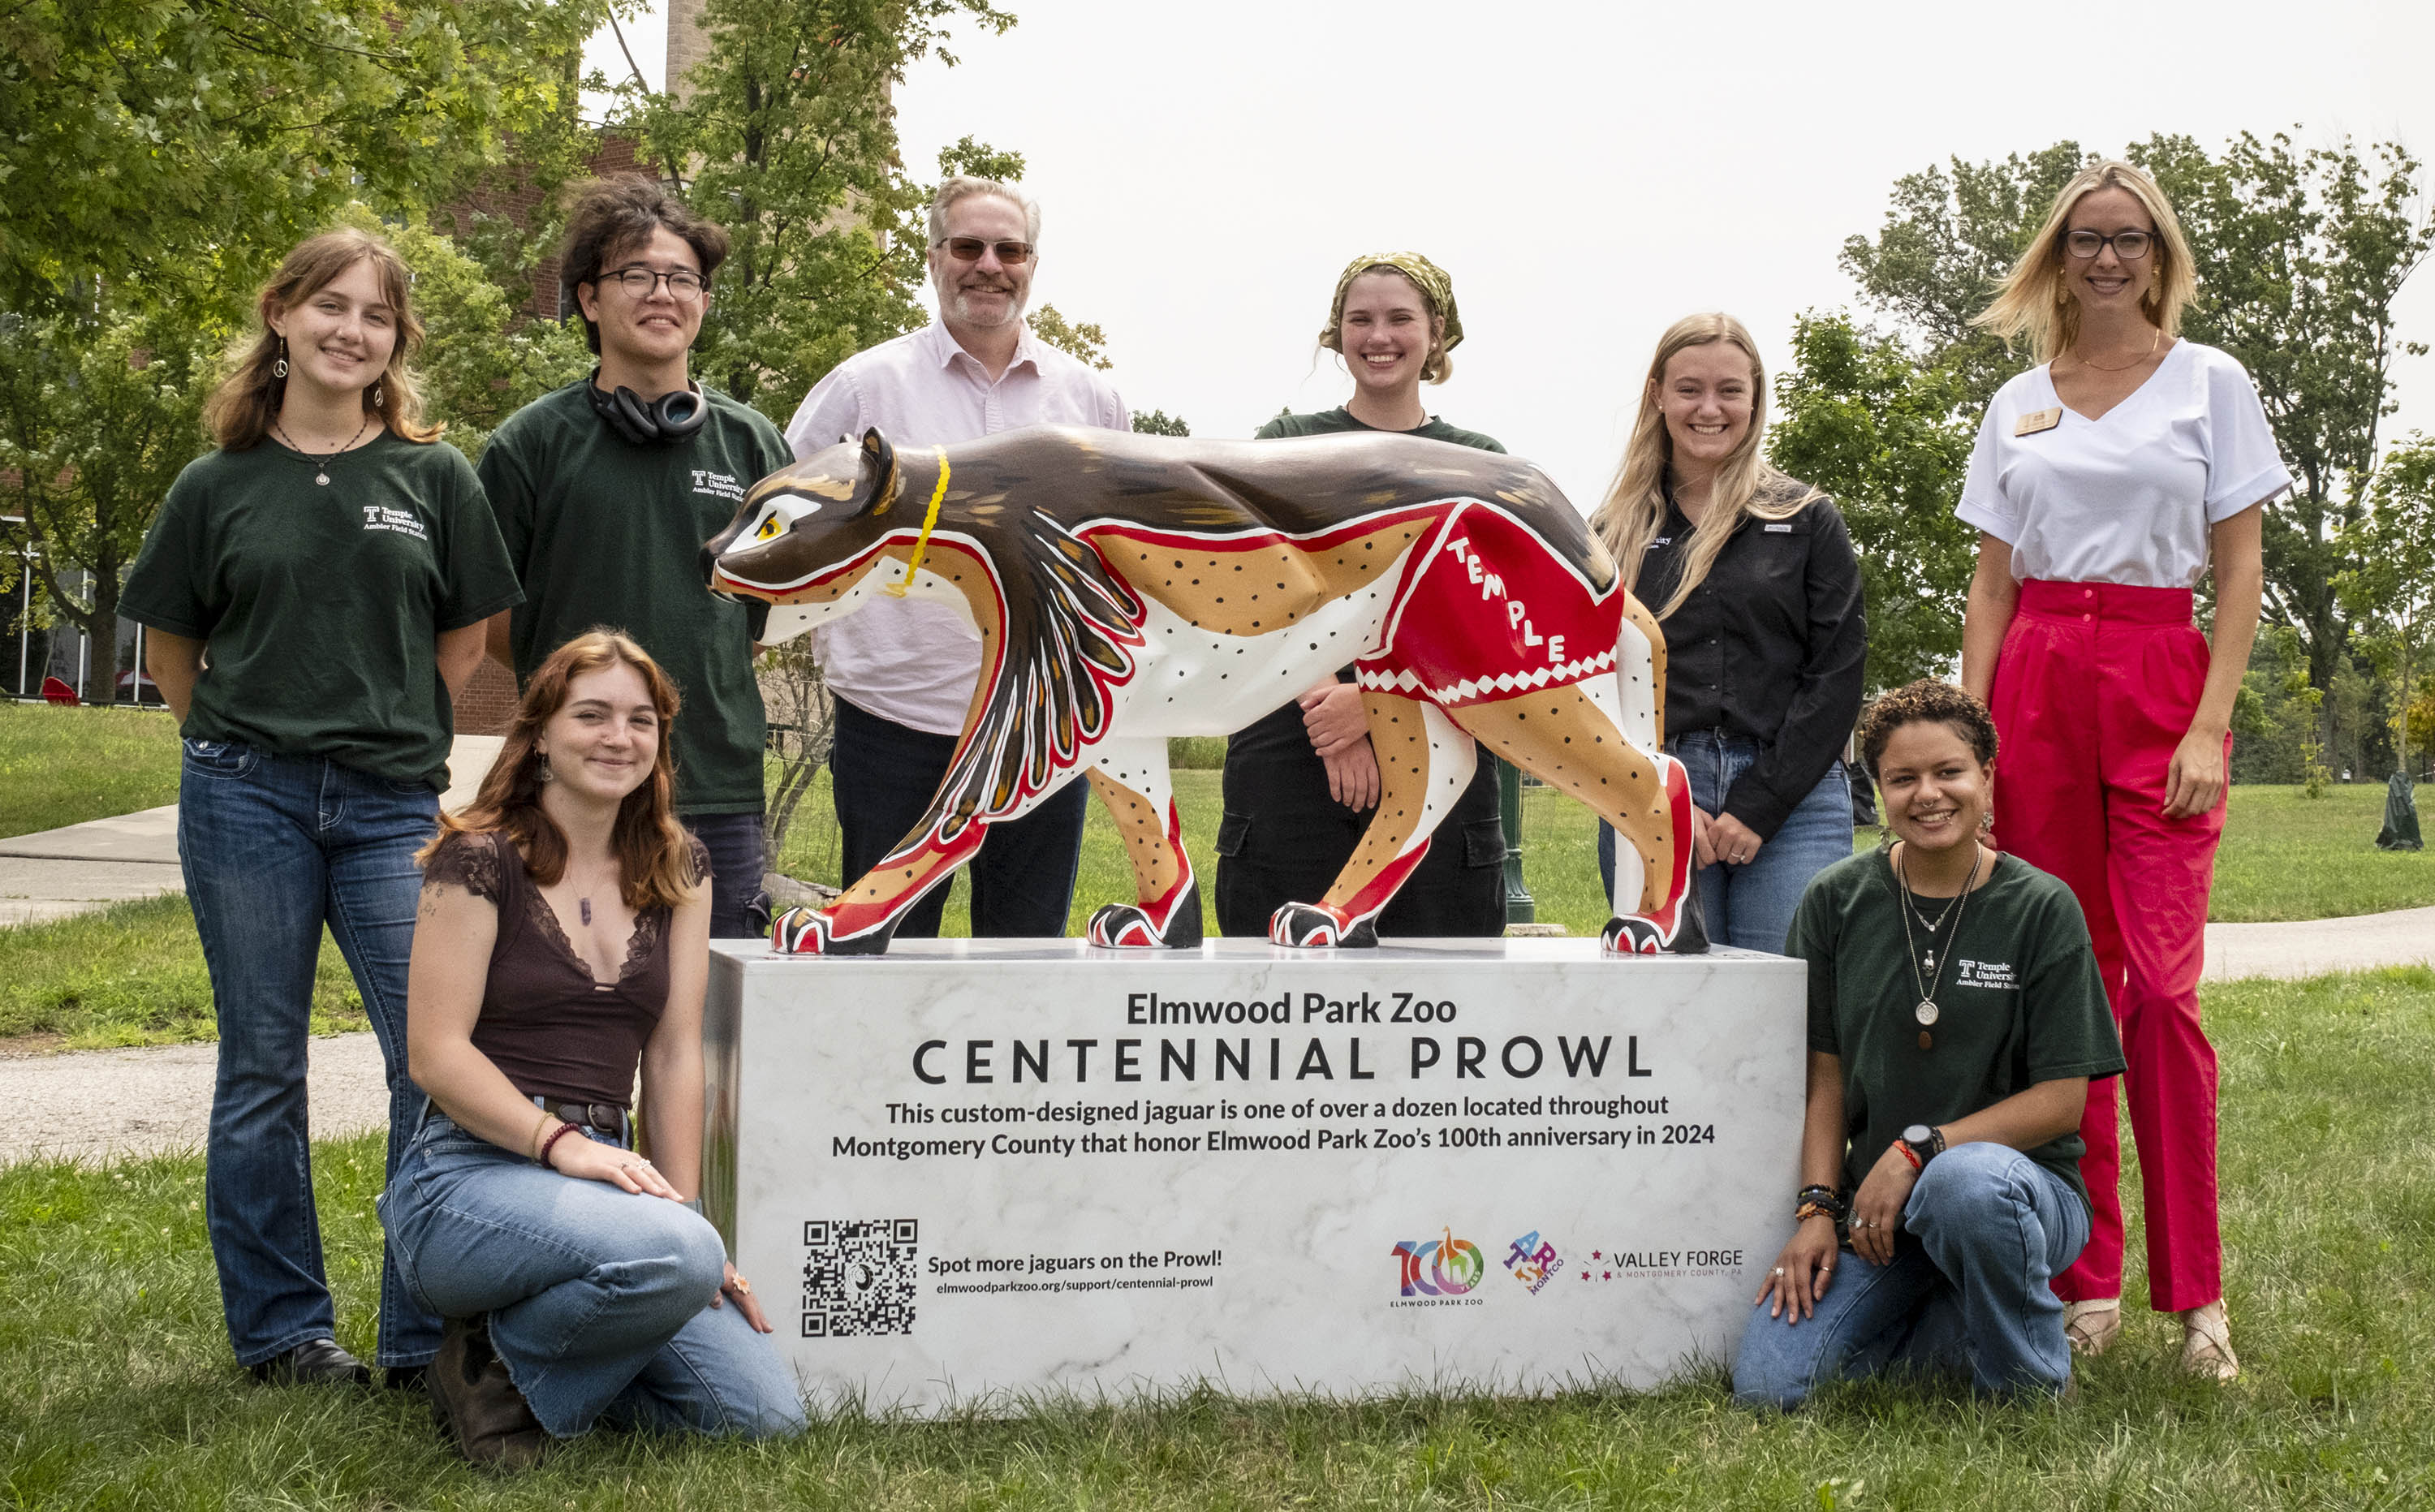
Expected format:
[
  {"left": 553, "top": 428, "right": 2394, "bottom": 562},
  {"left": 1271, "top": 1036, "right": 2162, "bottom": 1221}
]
[
  {"left": 535, "top": 752, "right": 555, "bottom": 784},
  {"left": 370, "top": 381, "right": 384, "bottom": 410},
  {"left": 273, "top": 337, "right": 289, "bottom": 380}
]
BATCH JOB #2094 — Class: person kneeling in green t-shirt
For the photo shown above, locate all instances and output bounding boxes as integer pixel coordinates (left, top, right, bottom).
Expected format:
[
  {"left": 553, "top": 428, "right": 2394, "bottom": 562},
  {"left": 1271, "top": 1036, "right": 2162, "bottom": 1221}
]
[{"left": 1734, "top": 681, "right": 2125, "bottom": 1407}]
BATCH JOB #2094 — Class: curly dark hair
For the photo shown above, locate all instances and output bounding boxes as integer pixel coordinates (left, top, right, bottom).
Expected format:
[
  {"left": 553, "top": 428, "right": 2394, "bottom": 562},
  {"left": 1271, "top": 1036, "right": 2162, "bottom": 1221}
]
[
  {"left": 1857, "top": 679, "right": 1998, "bottom": 773},
  {"left": 558, "top": 177, "right": 730, "bottom": 355}
]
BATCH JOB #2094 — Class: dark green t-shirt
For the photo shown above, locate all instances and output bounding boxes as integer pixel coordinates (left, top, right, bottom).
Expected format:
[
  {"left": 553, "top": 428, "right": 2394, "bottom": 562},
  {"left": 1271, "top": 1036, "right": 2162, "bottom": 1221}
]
[
  {"left": 1789, "top": 847, "right": 2124, "bottom": 1212},
  {"left": 480, "top": 381, "right": 792, "bottom": 815},
  {"left": 119, "top": 434, "right": 521, "bottom": 788},
  {"left": 1253, "top": 407, "right": 1506, "bottom": 454}
]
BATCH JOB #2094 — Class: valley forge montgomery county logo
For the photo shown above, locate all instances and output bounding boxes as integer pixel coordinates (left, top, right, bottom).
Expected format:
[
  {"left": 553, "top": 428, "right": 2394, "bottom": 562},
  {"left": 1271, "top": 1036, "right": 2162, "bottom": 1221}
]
[
  {"left": 1390, "top": 1227, "right": 1485, "bottom": 1305},
  {"left": 1504, "top": 1230, "right": 1559, "bottom": 1294},
  {"left": 1575, "top": 1243, "right": 1747, "bottom": 1282}
]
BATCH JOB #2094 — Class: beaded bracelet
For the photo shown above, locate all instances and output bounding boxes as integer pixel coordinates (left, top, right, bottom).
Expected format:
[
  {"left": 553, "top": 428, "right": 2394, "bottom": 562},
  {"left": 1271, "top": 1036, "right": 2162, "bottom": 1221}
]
[
  {"left": 537, "top": 1120, "right": 583, "bottom": 1168},
  {"left": 1793, "top": 1185, "right": 1846, "bottom": 1222}
]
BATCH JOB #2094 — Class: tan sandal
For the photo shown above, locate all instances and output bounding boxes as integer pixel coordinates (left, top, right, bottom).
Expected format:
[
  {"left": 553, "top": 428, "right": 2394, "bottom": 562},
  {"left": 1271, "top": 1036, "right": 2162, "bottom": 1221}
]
[
  {"left": 2062, "top": 1297, "right": 2122, "bottom": 1356},
  {"left": 2179, "top": 1302, "right": 2239, "bottom": 1381}
]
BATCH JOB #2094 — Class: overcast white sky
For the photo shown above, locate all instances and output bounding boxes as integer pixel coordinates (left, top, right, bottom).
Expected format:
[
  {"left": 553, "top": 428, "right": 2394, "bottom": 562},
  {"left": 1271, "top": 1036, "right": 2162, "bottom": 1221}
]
[{"left": 590, "top": 0, "right": 2435, "bottom": 510}]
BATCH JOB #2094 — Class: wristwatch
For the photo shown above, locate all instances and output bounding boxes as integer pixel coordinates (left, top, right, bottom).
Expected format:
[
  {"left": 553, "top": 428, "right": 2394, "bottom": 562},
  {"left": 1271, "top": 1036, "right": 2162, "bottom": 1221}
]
[{"left": 1900, "top": 1123, "right": 1947, "bottom": 1164}]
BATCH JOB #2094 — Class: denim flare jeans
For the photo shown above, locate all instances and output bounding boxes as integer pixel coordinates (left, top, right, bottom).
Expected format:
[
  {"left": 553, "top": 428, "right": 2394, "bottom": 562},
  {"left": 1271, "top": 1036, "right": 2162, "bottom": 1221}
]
[
  {"left": 1601, "top": 730, "right": 1852, "bottom": 954},
  {"left": 178, "top": 738, "right": 444, "bottom": 1368},
  {"left": 1731, "top": 1142, "right": 2091, "bottom": 1407},
  {"left": 379, "top": 1113, "right": 806, "bottom": 1439}
]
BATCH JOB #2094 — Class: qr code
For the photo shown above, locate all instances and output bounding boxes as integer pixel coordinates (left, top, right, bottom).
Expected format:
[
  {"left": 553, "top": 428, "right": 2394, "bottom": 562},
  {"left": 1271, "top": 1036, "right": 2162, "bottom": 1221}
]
[{"left": 800, "top": 1218, "right": 918, "bottom": 1338}]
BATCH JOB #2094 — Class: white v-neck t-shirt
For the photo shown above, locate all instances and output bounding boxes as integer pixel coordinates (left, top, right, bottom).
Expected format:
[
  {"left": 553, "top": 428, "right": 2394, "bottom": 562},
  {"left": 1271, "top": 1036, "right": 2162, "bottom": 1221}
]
[{"left": 1956, "top": 340, "right": 2291, "bottom": 588}]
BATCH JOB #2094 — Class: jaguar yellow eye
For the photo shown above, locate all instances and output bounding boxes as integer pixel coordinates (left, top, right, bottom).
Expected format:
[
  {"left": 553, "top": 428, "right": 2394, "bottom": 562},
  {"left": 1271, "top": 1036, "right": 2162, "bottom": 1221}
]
[{"left": 755, "top": 514, "right": 782, "bottom": 541}]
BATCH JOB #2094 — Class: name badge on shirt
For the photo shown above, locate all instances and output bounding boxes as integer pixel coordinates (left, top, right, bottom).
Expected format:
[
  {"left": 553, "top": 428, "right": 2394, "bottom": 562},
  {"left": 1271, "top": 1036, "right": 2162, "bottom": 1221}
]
[
  {"left": 1762, "top": 523, "right": 1793, "bottom": 533},
  {"left": 2015, "top": 407, "right": 2063, "bottom": 437}
]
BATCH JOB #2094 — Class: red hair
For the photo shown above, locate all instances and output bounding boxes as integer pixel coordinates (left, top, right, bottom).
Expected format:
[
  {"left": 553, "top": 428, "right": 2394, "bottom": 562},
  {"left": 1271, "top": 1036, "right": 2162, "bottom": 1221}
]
[{"left": 420, "top": 630, "right": 697, "bottom": 911}]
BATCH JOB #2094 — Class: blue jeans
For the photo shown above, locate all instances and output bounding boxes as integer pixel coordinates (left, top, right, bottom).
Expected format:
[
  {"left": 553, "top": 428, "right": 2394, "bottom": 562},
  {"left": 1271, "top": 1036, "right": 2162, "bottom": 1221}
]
[
  {"left": 682, "top": 811, "right": 769, "bottom": 940},
  {"left": 1732, "top": 1143, "right": 2091, "bottom": 1408},
  {"left": 378, "top": 1113, "right": 805, "bottom": 1440},
  {"left": 177, "top": 739, "right": 443, "bottom": 1368},
  {"left": 830, "top": 696, "right": 1088, "bottom": 937},
  {"left": 1601, "top": 731, "right": 1851, "bottom": 954}
]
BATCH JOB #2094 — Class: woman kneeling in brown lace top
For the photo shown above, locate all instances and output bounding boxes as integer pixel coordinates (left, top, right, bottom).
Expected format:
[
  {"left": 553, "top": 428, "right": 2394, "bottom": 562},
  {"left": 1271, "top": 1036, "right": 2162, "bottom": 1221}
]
[{"left": 377, "top": 631, "right": 802, "bottom": 1468}]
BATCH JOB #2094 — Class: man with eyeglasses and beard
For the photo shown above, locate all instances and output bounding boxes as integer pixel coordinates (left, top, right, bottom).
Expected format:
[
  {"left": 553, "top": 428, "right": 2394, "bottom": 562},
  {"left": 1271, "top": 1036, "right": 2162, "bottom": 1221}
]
[
  {"left": 781, "top": 175, "right": 1128, "bottom": 941},
  {"left": 479, "top": 178, "right": 793, "bottom": 940}
]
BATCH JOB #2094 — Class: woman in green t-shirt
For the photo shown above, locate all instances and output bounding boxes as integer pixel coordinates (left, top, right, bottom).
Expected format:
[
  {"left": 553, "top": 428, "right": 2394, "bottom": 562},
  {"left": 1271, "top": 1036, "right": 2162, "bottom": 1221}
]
[
  {"left": 120, "top": 229, "right": 524, "bottom": 1390},
  {"left": 1215, "top": 252, "right": 1509, "bottom": 941},
  {"left": 1733, "top": 682, "right": 2125, "bottom": 1407}
]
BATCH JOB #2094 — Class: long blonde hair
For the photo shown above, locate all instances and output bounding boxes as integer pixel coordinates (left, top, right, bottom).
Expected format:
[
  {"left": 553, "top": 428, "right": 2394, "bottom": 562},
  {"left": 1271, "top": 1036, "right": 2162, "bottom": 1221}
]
[
  {"left": 1591, "top": 313, "right": 1814, "bottom": 620},
  {"left": 203, "top": 227, "right": 442, "bottom": 450},
  {"left": 1972, "top": 160, "right": 2197, "bottom": 362}
]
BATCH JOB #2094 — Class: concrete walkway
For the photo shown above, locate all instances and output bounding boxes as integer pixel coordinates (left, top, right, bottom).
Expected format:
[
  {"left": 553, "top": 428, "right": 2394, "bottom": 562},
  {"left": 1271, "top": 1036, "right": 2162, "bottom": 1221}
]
[{"left": 0, "top": 736, "right": 502, "bottom": 926}]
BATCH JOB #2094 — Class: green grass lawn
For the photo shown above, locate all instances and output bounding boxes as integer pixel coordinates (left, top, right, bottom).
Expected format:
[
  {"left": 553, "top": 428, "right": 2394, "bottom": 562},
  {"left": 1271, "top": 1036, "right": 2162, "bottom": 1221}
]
[
  {"left": 2209, "top": 783, "right": 2434, "bottom": 922},
  {"left": 0, "top": 892, "right": 368, "bottom": 1048},
  {"left": 4, "top": 967, "right": 2430, "bottom": 1508},
  {"left": 0, "top": 702, "right": 181, "bottom": 839}
]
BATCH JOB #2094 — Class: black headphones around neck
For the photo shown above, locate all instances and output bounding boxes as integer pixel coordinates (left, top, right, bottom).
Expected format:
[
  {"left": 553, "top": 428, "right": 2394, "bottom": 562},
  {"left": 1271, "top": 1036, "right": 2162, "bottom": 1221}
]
[{"left": 584, "top": 369, "right": 710, "bottom": 446}]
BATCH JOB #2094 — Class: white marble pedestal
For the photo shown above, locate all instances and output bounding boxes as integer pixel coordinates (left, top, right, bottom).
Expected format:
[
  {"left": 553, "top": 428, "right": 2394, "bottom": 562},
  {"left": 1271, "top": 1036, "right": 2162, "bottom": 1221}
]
[{"left": 703, "top": 938, "right": 1804, "bottom": 1414}]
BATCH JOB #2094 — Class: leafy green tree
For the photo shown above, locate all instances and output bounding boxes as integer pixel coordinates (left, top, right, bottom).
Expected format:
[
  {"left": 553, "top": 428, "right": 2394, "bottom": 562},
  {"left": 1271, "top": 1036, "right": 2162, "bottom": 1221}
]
[
  {"left": 621, "top": 0, "right": 1015, "bottom": 416},
  {"left": 1838, "top": 142, "right": 2088, "bottom": 408},
  {"left": 2338, "top": 433, "right": 2435, "bottom": 775},
  {"left": 2137, "top": 135, "right": 2433, "bottom": 696},
  {"left": 1817, "top": 132, "right": 2433, "bottom": 700},
  {"left": 1766, "top": 313, "right": 1976, "bottom": 689},
  {"left": 1131, "top": 410, "right": 1190, "bottom": 437},
  {"left": 0, "top": 302, "right": 219, "bottom": 699},
  {"left": 1028, "top": 304, "right": 1110, "bottom": 369},
  {"left": 0, "top": 0, "right": 613, "bottom": 318}
]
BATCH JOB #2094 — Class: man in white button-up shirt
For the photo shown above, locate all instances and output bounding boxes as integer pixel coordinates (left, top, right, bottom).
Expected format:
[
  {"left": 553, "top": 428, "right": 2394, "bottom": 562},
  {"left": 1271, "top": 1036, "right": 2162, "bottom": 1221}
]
[{"left": 782, "top": 175, "right": 1128, "bottom": 938}]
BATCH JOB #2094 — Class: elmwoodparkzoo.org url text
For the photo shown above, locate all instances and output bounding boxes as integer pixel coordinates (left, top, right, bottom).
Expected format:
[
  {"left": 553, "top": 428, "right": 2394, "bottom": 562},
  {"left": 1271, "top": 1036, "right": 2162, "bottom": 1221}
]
[{"left": 934, "top": 1276, "right": 1218, "bottom": 1295}]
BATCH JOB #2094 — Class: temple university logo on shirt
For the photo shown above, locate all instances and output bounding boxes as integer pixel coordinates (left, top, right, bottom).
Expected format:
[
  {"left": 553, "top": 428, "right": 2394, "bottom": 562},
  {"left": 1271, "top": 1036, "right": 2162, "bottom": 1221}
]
[
  {"left": 692, "top": 467, "right": 748, "bottom": 505},
  {"left": 359, "top": 506, "right": 429, "bottom": 542},
  {"left": 1955, "top": 958, "right": 2017, "bottom": 989}
]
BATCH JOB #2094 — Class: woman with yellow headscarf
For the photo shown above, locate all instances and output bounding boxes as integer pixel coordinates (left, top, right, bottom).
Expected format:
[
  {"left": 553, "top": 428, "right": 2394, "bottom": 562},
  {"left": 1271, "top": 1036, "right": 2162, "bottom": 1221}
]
[{"left": 1213, "top": 252, "right": 1511, "bottom": 940}]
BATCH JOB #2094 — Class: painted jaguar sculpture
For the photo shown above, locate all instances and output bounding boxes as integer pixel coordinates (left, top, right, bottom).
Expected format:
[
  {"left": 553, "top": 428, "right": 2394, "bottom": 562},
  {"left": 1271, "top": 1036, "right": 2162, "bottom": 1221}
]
[{"left": 703, "top": 424, "right": 1702, "bottom": 957}]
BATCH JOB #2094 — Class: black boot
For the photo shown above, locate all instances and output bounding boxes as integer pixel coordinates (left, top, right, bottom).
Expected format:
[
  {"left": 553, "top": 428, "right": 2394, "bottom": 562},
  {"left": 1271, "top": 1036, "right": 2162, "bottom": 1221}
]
[{"left": 249, "top": 1338, "right": 373, "bottom": 1387}]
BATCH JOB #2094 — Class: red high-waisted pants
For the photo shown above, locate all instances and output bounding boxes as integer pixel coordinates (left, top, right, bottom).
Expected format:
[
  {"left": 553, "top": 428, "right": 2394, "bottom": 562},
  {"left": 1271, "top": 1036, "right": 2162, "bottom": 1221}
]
[{"left": 1989, "top": 579, "right": 2226, "bottom": 1313}]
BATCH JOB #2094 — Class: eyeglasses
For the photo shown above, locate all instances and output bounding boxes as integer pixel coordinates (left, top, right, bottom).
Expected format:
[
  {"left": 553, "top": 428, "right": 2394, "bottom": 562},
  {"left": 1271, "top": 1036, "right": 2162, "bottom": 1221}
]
[
  {"left": 598, "top": 265, "right": 709, "bottom": 299},
  {"left": 2062, "top": 229, "right": 2153, "bottom": 261},
  {"left": 937, "top": 237, "right": 1035, "bottom": 265}
]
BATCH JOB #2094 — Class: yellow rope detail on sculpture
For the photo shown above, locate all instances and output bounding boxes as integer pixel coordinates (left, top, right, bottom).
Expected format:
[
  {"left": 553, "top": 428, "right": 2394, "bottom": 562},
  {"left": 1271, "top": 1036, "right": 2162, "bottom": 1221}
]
[{"left": 883, "top": 447, "right": 951, "bottom": 598}]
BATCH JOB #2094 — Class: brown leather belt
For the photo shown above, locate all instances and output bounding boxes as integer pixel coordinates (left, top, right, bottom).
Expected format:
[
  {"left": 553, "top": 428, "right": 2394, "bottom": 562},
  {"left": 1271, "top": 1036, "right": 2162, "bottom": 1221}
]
[{"left": 531, "top": 1096, "right": 631, "bottom": 1148}]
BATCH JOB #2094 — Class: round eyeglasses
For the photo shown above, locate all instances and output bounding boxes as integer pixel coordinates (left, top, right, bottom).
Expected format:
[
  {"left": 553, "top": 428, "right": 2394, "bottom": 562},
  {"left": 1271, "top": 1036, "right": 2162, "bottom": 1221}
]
[
  {"left": 600, "top": 266, "right": 709, "bottom": 299},
  {"left": 2062, "top": 230, "right": 2152, "bottom": 261}
]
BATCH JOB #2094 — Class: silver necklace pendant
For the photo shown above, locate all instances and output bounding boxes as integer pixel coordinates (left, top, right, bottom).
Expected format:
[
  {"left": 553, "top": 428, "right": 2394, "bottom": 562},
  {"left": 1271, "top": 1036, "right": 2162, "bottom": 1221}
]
[
  {"left": 1921, "top": 951, "right": 1935, "bottom": 971},
  {"left": 314, "top": 471, "right": 330, "bottom": 486},
  {"left": 1916, "top": 999, "right": 1940, "bottom": 1027}
]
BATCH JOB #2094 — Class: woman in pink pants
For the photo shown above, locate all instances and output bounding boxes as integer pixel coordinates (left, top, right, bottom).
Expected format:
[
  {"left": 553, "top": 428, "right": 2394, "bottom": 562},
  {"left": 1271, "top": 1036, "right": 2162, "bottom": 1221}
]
[{"left": 1957, "top": 161, "right": 2289, "bottom": 1381}]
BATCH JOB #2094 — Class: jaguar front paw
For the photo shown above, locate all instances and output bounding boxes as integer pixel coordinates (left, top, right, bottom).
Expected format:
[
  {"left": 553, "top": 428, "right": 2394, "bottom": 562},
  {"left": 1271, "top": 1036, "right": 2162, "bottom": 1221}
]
[{"left": 1268, "top": 902, "right": 1378, "bottom": 949}]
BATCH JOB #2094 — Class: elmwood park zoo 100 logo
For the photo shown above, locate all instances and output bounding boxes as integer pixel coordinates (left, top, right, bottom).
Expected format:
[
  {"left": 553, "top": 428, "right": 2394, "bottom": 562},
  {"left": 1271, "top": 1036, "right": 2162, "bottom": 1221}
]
[{"left": 1390, "top": 1228, "right": 1486, "bottom": 1306}]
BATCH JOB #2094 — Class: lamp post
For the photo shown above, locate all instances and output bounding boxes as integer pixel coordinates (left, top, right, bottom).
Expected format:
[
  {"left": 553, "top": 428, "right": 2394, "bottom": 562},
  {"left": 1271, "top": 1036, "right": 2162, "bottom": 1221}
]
[
  {"left": 1498, "top": 756, "right": 1533, "bottom": 924},
  {"left": 2, "top": 515, "right": 27, "bottom": 699}
]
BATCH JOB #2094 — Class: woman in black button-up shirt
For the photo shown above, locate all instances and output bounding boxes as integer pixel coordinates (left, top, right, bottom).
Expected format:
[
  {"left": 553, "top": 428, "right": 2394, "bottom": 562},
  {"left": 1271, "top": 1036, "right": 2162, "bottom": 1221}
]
[{"left": 1588, "top": 313, "right": 1866, "bottom": 953}]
